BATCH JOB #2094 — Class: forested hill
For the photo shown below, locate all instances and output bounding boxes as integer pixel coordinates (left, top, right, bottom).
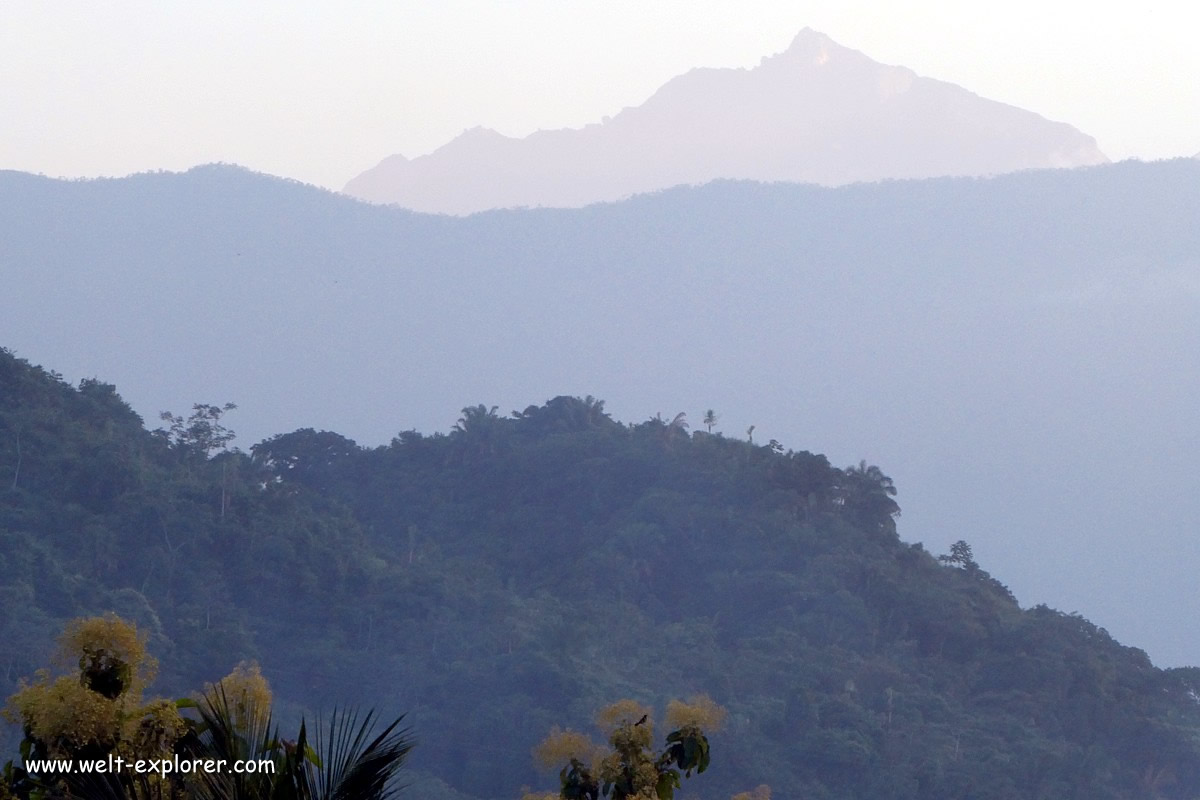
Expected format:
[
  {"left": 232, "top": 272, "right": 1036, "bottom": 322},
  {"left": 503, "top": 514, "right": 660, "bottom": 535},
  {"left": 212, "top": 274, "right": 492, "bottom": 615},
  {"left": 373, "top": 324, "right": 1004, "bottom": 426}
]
[
  {"left": 3, "top": 348, "right": 1200, "bottom": 799},
  {"left": 4, "top": 160, "right": 1200, "bottom": 670}
]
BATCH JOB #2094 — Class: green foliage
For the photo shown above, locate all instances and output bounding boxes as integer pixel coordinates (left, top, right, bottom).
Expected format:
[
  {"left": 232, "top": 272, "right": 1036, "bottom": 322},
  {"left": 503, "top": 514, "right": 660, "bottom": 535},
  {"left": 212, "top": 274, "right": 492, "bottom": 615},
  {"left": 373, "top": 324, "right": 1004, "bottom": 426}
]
[
  {"left": 3, "top": 614, "right": 412, "bottom": 800},
  {"left": 156, "top": 403, "right": 238, "bottom": 460},
  {"left": 529, "top": 700, "right": 720, "bottom": 800},
  {"left": 3, "top": 349, "right": 1200, "bottom": 799},
  {"left": 939, "top": 540, "right": 977, "bottom": 571}
]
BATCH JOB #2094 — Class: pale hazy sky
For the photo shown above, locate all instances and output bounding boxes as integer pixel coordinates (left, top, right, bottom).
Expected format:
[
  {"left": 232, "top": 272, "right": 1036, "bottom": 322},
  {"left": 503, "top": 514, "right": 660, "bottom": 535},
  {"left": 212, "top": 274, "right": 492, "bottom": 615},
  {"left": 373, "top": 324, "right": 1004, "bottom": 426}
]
[{"left": 3, "top": 1, "right": 1197, "bottom": 190}]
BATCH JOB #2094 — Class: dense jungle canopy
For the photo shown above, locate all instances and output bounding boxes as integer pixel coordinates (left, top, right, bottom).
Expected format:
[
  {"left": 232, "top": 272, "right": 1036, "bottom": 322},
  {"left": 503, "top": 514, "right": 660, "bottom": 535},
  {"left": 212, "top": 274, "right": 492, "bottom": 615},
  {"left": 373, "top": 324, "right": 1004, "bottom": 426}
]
[{"left": 2, "top": 347, "right": 1199, "bottom": 799}]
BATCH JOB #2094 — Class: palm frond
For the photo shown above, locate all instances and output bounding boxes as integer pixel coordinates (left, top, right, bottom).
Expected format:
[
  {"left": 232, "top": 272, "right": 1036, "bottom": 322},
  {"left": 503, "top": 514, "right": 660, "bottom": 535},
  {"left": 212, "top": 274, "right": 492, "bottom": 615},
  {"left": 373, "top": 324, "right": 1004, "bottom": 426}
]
[
  {"left": 182, "top": 683, "right": 291, "bottom": 800},
  {"left": 306, "top": 709, "right": 413, "bottom": 800}
]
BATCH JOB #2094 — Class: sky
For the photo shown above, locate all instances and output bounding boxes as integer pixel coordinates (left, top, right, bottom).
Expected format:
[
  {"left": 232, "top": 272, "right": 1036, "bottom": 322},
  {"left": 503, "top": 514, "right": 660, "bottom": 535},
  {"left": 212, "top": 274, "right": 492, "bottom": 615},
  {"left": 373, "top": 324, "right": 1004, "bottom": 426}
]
[{"left": 3, "top": 0, "right": 1198, "bottom": 191}]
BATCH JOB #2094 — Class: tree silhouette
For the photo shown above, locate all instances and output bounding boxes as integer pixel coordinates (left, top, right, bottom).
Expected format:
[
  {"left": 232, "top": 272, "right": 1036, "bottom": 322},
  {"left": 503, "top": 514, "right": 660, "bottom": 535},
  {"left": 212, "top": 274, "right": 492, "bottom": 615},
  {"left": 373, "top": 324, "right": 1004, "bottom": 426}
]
[{"left": 157, "top": 403, "right": 238, "bottom": 459}]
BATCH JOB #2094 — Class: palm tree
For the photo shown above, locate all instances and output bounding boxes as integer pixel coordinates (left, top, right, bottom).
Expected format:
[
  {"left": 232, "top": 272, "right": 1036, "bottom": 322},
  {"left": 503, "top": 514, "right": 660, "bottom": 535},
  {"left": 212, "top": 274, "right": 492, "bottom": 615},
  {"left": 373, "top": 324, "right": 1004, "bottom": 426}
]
[
  {"left": 180, "top": 684, "right": 295, "bottom": 800},
  {"left": 453, "top": 404, "right": 499, "bottom": 435},
  {"left": 837, "top": 461, "right": 900, "bottom": 533},
  {"left": 69, "top": 690, "right": 414, "bottom": 800},
  {"left": 453, "top": 405, "right": 504, "bottom": 458},
  {"left": 183, "top": 688, "right": 414, "bottom": 800},
  {"left": 702, "top": 410, "right": 717, "bottom": 433},
  {"left": 5, "top": 615, "right": 413, "bottom": 800},
  {"left": 304, "top": 710, "right": 413, "bottom": 800}
]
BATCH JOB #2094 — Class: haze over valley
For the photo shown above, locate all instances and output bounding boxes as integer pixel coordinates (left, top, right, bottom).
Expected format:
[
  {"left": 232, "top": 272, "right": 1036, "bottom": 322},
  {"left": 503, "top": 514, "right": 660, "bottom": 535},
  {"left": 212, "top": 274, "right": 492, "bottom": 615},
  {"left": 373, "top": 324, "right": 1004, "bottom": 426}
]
[{"left": 3, "top": 158, "right": 1198, "bottom": 671}]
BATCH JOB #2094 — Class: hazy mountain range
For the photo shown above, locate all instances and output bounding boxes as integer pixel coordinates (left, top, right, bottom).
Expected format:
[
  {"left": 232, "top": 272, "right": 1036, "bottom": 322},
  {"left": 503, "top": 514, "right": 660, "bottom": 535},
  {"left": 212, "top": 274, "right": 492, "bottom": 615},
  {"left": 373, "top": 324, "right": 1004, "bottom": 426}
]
[
  {"left": 344, "top": 28, "right": 1109, "bottom": 214},
  {"left": 2, "top": 159, "right": 1197, "bottom": 670}
]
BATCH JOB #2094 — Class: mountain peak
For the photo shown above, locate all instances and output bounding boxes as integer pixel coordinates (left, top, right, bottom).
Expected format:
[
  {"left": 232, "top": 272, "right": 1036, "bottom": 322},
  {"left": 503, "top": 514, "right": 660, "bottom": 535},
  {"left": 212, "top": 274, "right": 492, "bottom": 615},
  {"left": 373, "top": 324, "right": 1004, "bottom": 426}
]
[
  {"left": 788, "top": 26, "right": 830, "bottom": 44},
  {"left": 344, "top": 31, "right": 1108, "bottom": 213},
  {"left": 783, "top": 27, "right": 836, "bottom": 53},
  {"left": 460, "top": 125, "right": 505, "bottom": 139},
  {"left": 765, "top": 27, "right": 864, "bottom": 70}
]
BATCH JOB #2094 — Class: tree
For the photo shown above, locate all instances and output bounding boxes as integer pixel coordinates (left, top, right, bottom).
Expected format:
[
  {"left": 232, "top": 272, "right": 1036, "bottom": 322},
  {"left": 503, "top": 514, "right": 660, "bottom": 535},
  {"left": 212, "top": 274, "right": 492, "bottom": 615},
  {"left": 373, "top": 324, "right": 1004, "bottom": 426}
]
[
  {"left": 702, "top": 411, "right": 717, "bottom": 433},
  {"left": 524, "top": 697, "right": 724, "bottom": 800},
  {"left": 938, "top": 540, "right": 979, "bottom": 573},
  {"left": 512, "top": 396, "right": 612, "bottom": 434},
  {"left": 837, "top": 460, "right": 900, "bottom": 532},
  {"left": 156, "top": 403, "right": 238, "bottom": 460},
  {"left": 180, "top": 680, "right": 413, "bottom": 800},
  {"left": 3, "top": 614, "right": 181, "bottom": 799},
  {"left": 3, "top": 616, "right": 413, "bottom": 800},
  {"left": 251, "top": 429, "right": 360, "bottom": 492},
  {"left": 453, "top": 405, "right": 499, "bottom": 435}
]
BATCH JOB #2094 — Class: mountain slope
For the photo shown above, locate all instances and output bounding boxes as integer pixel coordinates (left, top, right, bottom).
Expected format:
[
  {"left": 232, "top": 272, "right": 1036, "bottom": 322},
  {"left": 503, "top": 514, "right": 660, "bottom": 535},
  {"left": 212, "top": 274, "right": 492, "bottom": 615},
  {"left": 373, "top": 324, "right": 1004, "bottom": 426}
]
[
  {"left": 344, "top": 28, "right": 1108, "bottom": 213},
  {"left": 1, "top": 160, "right": 1199, "bottom": 673},
  {"left": 3, "top": 354, "right": 1199, "bottom": 799}
]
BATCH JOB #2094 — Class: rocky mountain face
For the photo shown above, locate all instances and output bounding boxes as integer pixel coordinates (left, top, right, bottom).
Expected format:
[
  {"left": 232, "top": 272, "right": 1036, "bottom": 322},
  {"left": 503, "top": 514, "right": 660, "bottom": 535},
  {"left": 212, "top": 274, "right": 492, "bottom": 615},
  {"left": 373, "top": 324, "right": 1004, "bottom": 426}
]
[{"left": 344, "top": 29, "right": 1108, "bottom": 213}]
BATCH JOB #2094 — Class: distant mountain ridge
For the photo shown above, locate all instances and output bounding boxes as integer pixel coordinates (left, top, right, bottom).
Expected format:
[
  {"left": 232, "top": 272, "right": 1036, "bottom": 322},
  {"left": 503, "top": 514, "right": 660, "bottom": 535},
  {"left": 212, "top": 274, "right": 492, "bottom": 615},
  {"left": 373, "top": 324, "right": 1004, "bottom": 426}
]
[
  {"left": 3, "top": 160, "right": 1200, "bottom": 675},
  {"left": 345, "top": 28, "right": 1109, "bottom": 213}
]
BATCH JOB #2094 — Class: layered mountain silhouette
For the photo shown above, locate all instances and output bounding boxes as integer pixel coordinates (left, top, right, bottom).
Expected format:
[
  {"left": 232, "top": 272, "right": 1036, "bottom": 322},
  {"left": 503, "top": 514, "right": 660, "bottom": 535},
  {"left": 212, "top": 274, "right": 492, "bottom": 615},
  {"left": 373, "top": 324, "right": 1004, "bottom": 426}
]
[
  {"left": 345, "top": 28, "right": 1109, "bottom": 213},
  {"left": 4, "top": 159, "right": 1199, "bottom": 668}
]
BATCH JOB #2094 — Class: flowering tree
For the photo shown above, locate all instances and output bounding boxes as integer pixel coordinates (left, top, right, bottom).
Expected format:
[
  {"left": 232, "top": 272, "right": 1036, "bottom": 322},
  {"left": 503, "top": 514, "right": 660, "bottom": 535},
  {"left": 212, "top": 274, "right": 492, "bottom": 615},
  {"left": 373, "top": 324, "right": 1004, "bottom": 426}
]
[
  {"left": 3, "top": 615, "right": 412, "bottom": 800},
  {"left": 523, "top": 697, "right": 725, "bottom": 800}
]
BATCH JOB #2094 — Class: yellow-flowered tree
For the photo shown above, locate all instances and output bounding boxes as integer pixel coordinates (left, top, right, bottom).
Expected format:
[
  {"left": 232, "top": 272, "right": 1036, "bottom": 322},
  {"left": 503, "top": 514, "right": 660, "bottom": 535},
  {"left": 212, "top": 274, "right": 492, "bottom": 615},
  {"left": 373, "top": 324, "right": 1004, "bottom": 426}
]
[
  {"left": 524, "top": 696, "right": 726, "bottom": 800},
  {"left": 2, "top": 614, "right": 187, "bottom": 798},
  {"left": 3, "top": 615, "right": 412, "bottom": 800}
]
